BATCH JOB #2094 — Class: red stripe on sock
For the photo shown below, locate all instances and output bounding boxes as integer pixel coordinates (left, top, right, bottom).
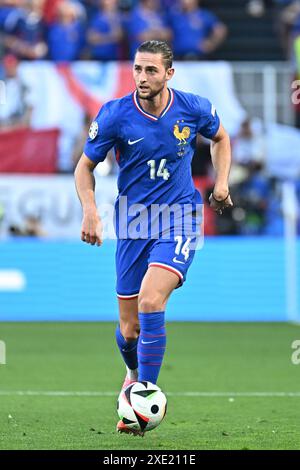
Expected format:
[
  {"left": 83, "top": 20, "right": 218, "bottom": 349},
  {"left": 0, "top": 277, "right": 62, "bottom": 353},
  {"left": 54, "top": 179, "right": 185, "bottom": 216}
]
[{"left": 142, "top": 333, "right": 166, "bottom": 338}]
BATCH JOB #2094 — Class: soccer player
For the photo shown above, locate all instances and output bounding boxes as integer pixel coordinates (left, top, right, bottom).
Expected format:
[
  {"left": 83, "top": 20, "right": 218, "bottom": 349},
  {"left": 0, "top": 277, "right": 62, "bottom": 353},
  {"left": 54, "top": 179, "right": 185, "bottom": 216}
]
[{"left": 74, "top": 40, "right": 233, "bottom": 435}]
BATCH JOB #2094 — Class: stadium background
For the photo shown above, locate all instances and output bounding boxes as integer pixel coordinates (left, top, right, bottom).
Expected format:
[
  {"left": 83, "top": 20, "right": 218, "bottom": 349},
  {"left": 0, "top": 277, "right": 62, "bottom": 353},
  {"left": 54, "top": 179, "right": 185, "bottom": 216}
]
[{"left": 0, "top": 0, "right": 300, "bottom": 452}]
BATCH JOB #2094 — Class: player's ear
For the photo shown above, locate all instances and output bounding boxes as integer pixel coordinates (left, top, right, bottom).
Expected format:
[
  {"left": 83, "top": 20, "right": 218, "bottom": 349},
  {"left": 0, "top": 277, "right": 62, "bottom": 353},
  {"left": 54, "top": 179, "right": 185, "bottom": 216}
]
[{"left": 166, "top": 68, "right": 175, "bottom": 81}]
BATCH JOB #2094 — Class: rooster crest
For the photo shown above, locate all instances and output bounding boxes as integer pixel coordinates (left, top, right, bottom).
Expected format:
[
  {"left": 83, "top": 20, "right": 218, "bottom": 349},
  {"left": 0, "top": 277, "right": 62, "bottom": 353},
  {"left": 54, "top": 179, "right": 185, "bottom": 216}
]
[{"left": 173, "top": 124, "right": 190, "bottom": 144}]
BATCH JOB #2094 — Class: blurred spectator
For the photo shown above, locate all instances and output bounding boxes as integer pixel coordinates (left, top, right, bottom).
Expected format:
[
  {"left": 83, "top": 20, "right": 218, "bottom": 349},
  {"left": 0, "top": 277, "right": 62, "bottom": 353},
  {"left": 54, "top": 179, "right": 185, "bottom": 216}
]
[
  {"left": 4, "top": 0, "right": 48, "bottom": 59},
  {"left": 246, "top": 0, "right": 295, "bottom": 18},
  {"left": 42, "top": 0, "right": 63, "bottom": 25},
  {"left": 47, "top": 1, "right": 85, "bottom": 61},
  {"left": 86, "top": 0, "right": 123, "bottom": 60},
  {"left": 0, "top": 0, "right": 23, "bottom": 27},
  {"left": 78, "top": 0, "right": 103, "bottom": 19},
  {"left": 118, "top": 0, "right": 138, "bottom": 12},
  {"left": 9, "top": 214, "right": 47, "bottom": 237},
  {"left": 160, "top": 0, "right": 178, "bottom": 9},
  {"left": 278, "top": 0, "right": 300, "bottom": 57},
  {"left": 24, "top": 214, "right": 47, "bottom": 236},
  {"left": 246, "top": 0, "right": 273, "bottom": 17},
  {"left": 0, "top": 54, "right": 33, "bottom": 128},
  {"left": 43, "top": 0, "right": 86, "bottom": 24},
  {"left": 232, "top": 118, "right": 265, "bottom": 167},
  {"left": 289, "top": 4, "right": 300, "bottom": 81},
  {"left": 168, "top": 0, "right": 227, "bottom": 60},
  {"left": 125, "top": 0, "right": 171, "bottom": 59}
]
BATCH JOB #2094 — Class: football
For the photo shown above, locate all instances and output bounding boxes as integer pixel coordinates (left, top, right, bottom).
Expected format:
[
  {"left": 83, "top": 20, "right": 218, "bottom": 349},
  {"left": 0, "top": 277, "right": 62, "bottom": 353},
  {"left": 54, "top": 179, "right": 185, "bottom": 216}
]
[{"left": 117, "top": 381, "right": 167, "bottom": 433}]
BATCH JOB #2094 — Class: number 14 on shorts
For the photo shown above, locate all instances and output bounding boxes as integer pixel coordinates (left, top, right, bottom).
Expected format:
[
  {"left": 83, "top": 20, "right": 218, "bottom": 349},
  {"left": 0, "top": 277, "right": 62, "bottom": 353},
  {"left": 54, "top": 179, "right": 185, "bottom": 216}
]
[{"left": 175, "top": 236, "right": 191, "bottom": 262}]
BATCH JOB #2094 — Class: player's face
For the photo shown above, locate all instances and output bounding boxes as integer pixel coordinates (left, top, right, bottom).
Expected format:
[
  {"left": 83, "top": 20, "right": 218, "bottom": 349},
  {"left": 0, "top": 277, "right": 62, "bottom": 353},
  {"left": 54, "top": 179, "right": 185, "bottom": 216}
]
[{"left": 133, "top": 52, "right": 174, "bottom": 100}]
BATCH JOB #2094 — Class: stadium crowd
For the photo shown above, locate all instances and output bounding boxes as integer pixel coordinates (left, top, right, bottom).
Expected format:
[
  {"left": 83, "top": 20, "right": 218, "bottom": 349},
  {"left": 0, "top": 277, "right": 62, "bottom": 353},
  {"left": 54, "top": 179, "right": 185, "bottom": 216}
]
[
  {"left": 0, "top": 0, "right": 227, "bottom": 61},
  {"left": 2, "top": 0, "right": 300, "bottom": 62}
]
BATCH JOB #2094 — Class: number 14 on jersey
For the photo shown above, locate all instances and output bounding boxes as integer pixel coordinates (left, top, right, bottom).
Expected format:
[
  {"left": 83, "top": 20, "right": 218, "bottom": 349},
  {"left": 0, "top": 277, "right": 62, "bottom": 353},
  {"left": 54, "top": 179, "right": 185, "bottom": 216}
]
[{"left": 147, "top": 159, "right": 170, "bottom": 181}]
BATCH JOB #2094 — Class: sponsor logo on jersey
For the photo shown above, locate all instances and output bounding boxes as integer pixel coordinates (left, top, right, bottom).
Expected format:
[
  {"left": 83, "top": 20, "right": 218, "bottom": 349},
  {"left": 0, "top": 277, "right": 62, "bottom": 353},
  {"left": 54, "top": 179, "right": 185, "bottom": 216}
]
[
  {"left": 128, "top": 137, "right": 144, "bottom": 145},
  {"left": 172, "top": 257, "right": 185, "bottom": 265}
]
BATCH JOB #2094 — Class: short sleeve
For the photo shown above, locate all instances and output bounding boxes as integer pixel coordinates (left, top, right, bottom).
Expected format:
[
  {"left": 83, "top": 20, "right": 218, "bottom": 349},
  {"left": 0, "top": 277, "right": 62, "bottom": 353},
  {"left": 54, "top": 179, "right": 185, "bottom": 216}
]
[
  {"left": 196, "top": 97, "right": 220, "bottom": 139},
  {"left": 84, "top": 103, "right": 118, "bottom": 164}
]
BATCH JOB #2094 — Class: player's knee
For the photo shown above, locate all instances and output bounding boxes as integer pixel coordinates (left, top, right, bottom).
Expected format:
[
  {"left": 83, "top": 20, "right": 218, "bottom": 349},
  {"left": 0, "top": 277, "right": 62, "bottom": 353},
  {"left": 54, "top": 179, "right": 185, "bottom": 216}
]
[{"left": 138, "top": 295, "right": 164, "bottom": 313}]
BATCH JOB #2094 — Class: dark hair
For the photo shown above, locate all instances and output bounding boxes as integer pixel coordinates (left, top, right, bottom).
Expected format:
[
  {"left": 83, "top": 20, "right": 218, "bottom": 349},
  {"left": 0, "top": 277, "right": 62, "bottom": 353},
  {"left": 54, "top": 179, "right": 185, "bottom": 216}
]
[{"left": 136, "top": 41, "right": 173, "bottom": 69}]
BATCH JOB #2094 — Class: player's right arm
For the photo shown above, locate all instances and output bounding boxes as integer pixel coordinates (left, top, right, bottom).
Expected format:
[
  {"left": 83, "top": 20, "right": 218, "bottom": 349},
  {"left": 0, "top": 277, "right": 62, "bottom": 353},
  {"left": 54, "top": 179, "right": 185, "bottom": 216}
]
[
  {"left": 74, "top": 101, "right": 118, "bottom": 246},
  {"left": 74, "top": 153, "right": 103, "bottom": 246}
]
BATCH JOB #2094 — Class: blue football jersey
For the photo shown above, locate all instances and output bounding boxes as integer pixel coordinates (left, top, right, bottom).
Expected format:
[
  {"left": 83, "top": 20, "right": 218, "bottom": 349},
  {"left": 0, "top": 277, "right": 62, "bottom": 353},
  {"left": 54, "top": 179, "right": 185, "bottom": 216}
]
[{"left": 84, "top": 88, "right": 220, "bottom": 239}]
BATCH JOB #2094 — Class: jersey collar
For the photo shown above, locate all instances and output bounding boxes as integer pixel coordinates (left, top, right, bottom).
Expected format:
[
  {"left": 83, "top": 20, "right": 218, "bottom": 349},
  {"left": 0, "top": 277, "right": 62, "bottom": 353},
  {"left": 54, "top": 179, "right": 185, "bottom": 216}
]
[{"left": 133, "top": 88, "right": 174, "bottom": 121}]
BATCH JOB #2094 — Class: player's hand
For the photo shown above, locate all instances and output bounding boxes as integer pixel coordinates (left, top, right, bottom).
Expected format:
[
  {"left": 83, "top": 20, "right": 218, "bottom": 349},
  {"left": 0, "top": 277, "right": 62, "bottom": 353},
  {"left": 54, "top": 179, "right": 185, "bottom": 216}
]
[
  {"left": 81, "top": 210, "right": 103, "bottom": 246},
  {"left": 209, "top": 189, "right": 233, "bottom": 215}
]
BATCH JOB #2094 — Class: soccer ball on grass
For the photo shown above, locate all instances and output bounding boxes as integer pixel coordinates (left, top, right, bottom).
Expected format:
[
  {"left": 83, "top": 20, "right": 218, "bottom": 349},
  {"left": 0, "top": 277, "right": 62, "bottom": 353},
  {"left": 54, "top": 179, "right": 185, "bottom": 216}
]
[{"left": 117, "top": 381, "right": 167, "bottom": 433}]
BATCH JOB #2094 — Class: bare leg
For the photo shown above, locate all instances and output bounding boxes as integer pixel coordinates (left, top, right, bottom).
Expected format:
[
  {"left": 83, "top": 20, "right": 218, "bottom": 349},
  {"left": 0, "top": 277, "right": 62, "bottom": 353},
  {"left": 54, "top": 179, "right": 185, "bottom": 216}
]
[
  {"left": 118, "top": 297, "right": 139, "bottom": 341},
  {"left": 138, "top": 266, "right": 179, "bottom": 313}
]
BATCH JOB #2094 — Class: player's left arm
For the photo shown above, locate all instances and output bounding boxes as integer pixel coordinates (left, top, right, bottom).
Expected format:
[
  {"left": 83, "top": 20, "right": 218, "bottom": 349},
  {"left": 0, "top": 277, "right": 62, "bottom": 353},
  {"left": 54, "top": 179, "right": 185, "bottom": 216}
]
[{"left": 209, "top": 123, "right": 233, "bottom": 213}]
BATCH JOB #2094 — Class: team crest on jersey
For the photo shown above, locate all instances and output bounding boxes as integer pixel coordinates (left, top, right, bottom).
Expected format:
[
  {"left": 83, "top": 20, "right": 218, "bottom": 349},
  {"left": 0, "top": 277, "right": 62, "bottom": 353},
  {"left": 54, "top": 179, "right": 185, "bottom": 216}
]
[
  {"left": 89, "top": 121, "right": 98, "bottom": 140},
  {"left": 173, "top": 120, "right": 191, "bottom": 157}
]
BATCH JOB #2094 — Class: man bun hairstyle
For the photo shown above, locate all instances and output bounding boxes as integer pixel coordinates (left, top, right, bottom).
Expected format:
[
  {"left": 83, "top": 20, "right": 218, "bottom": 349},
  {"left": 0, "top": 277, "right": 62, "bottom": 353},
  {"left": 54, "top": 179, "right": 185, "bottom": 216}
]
[{"left": 136, "top": 40, "right": 173, "bottom": 69}]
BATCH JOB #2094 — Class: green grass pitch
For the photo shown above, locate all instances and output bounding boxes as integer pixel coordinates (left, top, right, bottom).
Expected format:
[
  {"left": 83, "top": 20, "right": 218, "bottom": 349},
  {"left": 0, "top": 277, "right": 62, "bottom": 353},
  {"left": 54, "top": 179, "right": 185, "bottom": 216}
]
[{"left": 0, "top": 322, "right": 299, "bottom": 450}]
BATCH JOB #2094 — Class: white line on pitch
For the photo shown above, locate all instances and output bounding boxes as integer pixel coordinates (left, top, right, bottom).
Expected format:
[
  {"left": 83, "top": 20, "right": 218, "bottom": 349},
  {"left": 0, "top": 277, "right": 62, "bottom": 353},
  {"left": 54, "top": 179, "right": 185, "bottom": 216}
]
[{"left": 0, "top": 391, "right": 300, "bottom": 397}]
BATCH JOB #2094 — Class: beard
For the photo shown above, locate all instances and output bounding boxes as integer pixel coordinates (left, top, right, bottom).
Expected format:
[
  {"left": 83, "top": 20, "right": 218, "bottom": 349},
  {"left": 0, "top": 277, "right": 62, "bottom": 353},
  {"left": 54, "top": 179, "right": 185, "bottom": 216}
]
[{"left": 137, "top": 84, "right": 165, "bottom": 101}]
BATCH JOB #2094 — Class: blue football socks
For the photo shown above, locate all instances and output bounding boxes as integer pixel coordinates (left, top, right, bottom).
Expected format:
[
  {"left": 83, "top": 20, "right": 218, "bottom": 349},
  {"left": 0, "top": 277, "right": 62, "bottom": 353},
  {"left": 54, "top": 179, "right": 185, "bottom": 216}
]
[
  {"left": 138, "top": 311, "right": 166, "bottom": 384},
  {"left": 115, "top": 325, "right": 138, "bottom": 371}
]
